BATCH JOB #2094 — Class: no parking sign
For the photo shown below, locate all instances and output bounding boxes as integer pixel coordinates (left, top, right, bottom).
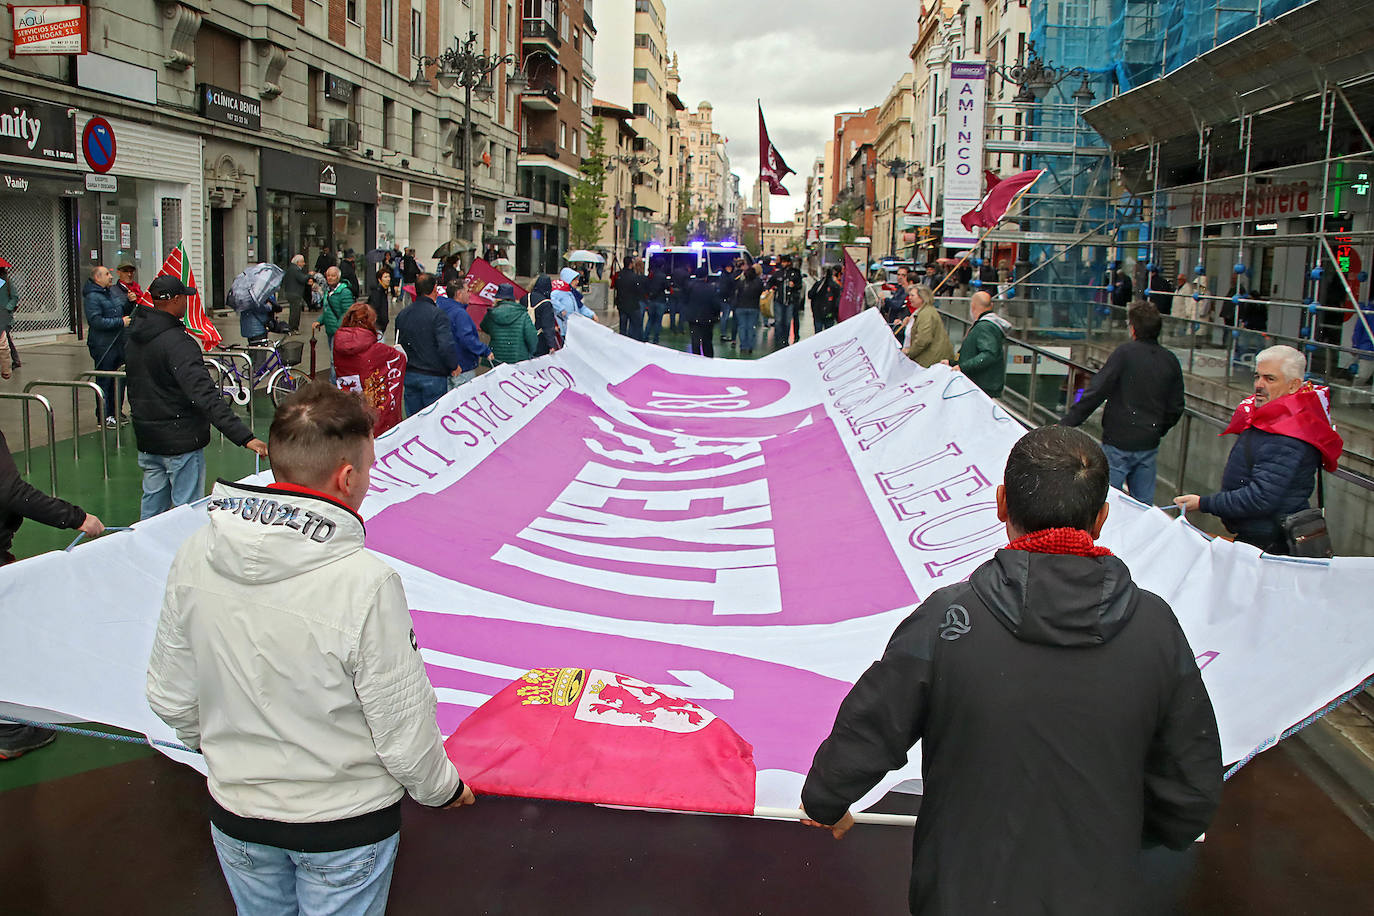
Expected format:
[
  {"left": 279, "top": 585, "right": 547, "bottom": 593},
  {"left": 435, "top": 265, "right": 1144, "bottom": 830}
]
[{"left": 82, "top": 117, "right": 116, "bottom": 174}]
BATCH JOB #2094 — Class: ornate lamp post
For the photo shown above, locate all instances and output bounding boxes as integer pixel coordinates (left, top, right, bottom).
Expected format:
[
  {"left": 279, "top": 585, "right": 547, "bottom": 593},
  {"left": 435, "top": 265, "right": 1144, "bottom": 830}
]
[
  {"left": 606, "top": 154, "right": 662, "bottom": 257},
  {"left": 989, "top": 41, "right": 1088, "bottom": 102},
  {"left": 880, "top": 156, "right": 923, "bottom": 259},
  {"left": 410, "top": 32, "right": 513, "bottom": 246}
]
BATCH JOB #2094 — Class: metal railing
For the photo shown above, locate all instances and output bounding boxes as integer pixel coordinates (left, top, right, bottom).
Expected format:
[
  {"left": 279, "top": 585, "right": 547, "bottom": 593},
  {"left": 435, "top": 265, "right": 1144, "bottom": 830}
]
[
  {"left": 77, "top": 369, "right": 127, "bottom": 450},
  {"left": 203, "top": 349, "right": 256, "bottom": 439},
  {"left": 0, "top": 391, "right": 57, "bottom": 494},
  {"left": 22, "top": 380, "right": 108, "bottom": 479},
  {"left": 937, "top": 305, "right": 1374, "bottom": 555}
]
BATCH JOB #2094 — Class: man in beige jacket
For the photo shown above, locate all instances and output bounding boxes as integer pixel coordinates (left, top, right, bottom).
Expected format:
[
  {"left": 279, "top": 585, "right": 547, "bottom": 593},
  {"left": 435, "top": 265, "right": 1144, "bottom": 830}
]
[{"left": 904, "top": 282, "right": 956, "bottom": 367}]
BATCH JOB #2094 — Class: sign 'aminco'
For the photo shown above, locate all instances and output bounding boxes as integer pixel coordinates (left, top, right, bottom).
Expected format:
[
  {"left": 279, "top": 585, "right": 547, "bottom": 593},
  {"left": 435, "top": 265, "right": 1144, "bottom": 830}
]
[
  {"left": 941, "top": 61, "right": 987, "bottom": 248},
  {"left": 0, "top": 90, "right": 76, "bottom": 164},
  {"left": 198, "top": 84, "right": 262, "bottom": 131}
]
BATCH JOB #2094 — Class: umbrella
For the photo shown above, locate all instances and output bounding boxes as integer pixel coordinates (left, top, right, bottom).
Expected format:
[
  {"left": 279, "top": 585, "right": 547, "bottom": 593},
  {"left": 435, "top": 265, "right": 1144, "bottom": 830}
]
[
  {"left": 491, "top": 257, "right": 514, "bottom": 270},
  {"left": 226, "top": 263, "right": 284, "bottom": 313},
  {"left": 433, "top": 239, "right": 477, "bottom": 259},
  {"left": 566, "top": 249, "right": 605, "bottom": 264},
  {"left": 482, "top": 235, "right": 513, "bottom": 247}
]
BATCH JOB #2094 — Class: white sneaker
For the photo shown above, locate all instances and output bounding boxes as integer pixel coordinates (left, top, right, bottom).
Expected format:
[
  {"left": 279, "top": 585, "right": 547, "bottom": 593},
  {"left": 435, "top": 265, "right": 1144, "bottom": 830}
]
[{"left": 104, "top": 416, "right": 118, "bottom": 429}]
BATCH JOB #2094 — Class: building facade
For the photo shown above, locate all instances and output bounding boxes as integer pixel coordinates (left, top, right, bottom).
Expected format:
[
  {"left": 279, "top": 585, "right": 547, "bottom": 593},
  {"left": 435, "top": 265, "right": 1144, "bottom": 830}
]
[{"left": 874, "top": 72, "right": 916, "bottom": 260}]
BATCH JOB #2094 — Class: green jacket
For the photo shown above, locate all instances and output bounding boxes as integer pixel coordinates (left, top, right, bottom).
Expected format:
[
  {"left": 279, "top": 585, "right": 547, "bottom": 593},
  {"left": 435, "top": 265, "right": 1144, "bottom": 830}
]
[
  {"left": 0, "top": 276, "right": 15, "bottom": 333},
  {"left": 958, "top": 312, "right": 1009, "bottom": 397},
  {"left": 905, "top": 304, "right": 955, "bottom": 368},
  {"left": 320, "top": 283, "right": 355, "bottom": 337},
  {"left": 481, "top": 300, "right": 538, "bottom": 364}
]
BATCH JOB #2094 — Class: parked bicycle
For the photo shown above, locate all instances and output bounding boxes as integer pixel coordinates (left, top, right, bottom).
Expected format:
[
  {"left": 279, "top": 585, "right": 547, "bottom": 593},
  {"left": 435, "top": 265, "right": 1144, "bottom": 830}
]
[{"left": 205, "top": 336, "right": 311, "bottom": 408}]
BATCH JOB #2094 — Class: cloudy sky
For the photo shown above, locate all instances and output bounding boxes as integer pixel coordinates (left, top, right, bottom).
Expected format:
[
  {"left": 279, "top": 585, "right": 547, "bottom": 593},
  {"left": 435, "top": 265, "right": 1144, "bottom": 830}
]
[{"left": 667, "top": 0, "right": 919, "bottom": 219}]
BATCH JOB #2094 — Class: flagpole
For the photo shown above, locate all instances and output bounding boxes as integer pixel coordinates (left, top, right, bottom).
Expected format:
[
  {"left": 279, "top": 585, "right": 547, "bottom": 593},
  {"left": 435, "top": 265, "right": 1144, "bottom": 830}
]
[
  {"left": 753, "top": 806, "right": 917, "bottom": 827},
  {"left": 988, "top": 216, "right": 1115, "bottom": 299},
  {"left": 930, "top": 180, "right": 1041, "bottom": 297}
]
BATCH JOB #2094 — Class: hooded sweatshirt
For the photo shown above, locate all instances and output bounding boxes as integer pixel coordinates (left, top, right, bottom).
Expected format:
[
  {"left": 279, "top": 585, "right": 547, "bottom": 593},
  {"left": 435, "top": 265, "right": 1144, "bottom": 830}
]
[
  {"left": 147, "top": 479, "right": 463, "bottom": 851},
  {"left": 332, "top": 327, "right": 407, "bottom": 436},
  {"left": 803, "top": 547, "right": 1222, "bottom": 916},
  {"left": 482, "top": 299, "right": 539, "bottom": 364}
]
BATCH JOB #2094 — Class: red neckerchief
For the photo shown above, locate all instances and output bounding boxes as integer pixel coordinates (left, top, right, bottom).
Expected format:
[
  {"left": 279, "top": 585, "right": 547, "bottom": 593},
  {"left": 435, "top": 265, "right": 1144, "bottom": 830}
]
[
  {"left": 552, "top": 279, "right": 571, "bottom": 292},
  {"left": 1221, "top": 383, "right": 1344, "bottom": 472},
  {"left": 1007, "top": 527, "right": 1113, "bottom": 558}
]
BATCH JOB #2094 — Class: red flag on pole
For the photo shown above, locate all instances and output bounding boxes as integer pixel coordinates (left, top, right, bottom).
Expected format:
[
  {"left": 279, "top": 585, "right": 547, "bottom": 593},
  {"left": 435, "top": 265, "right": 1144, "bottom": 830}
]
[
  {"left": 838, "top": 251, "right": 865, "bottom": 322},
  {"left": 758, "top": 103, "right": 795, "bottom": 196},
  {"left": 961, "top": 169, "right": 1045, "bottom": 233},
  {"left": 460, "top": 258, "right": 528, "bottom": 326},
  {"left": 137, "top": 242, "right": 221, "bottom": 351},
  {"left": 445, "top": 667, "right": 757, "bottom": 814}
]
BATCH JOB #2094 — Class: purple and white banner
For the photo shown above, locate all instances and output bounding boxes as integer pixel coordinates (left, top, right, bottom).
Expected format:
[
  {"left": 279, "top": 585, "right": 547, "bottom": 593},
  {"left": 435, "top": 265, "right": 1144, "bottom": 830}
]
[{"left": 2, "top": 310, "right": 1373, "bottom": 812}]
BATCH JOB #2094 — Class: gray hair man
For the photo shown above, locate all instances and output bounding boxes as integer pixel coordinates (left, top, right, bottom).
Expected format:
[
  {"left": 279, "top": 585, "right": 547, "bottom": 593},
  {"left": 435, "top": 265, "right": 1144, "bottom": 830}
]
[{"left": 1175, "top": 344, "right": 1330, "bottom": 552}]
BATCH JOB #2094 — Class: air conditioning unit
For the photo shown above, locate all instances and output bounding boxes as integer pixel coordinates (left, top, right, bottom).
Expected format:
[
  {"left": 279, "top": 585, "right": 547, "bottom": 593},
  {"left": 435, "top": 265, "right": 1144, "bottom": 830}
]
[{"left": 327, "top": 119, "right": 360, "bottom": 150}]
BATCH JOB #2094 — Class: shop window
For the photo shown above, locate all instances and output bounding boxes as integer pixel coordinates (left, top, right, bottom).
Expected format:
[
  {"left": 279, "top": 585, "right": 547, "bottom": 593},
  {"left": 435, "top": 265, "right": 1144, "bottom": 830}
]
[{"left": 194, "top": 23, "right": 242, "bottom": 93}]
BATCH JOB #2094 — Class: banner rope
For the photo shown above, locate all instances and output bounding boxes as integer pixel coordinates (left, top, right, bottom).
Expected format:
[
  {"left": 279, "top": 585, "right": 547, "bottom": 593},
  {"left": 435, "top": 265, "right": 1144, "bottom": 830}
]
[
  {"left": 1222, "top": 672, "right": 1374, "bottom": 780},
  {"left": 0, "top": 714, "right": 199, "bottom": 753}
]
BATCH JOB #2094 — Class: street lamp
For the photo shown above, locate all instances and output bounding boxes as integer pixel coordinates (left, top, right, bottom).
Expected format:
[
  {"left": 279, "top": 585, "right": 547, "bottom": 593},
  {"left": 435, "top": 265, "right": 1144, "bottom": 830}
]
[
  {"left": 880, "top": 156, "right": 922, "bottom": 260},
  {"left": 990, "top": 42, "right": 1087, "bottom": 101},
  {"left": 411, "top": 31, "right": 514, "bottom": 246},
  {"left": 606, "top": 154, "right": 661, "bottom": 257}
]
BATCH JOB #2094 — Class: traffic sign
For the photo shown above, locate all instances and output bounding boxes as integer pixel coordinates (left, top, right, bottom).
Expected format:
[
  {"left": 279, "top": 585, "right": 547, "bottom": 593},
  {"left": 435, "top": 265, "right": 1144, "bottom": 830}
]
[
  {"left": 903, "top": 188, "right": 931, "bottom": 218},
  {"left": 82, "top": 117, "right": 117, "bottom": 174}
]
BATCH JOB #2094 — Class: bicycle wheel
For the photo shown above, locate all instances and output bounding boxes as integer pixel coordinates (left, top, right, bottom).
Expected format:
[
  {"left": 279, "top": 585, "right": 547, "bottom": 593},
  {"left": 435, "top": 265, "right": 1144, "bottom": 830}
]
[
  {"left": 268, "top": 367, "right": 311, "bottom": 407},
  {"left": 205, "top": 359, "right": 243, "bottom": 405}
]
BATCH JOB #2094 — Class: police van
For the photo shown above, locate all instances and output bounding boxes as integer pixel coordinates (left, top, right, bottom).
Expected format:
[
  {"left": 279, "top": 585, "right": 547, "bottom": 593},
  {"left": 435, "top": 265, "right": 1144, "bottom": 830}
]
[{"left": 646, "top": 243, "right": 755, "bottom": 278}]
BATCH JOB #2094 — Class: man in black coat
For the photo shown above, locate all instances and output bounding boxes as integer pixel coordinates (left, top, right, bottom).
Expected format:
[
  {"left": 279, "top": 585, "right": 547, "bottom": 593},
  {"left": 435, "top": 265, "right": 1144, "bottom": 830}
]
[
  {"left": 394, "top": 273, "right": 459, "bottom": 415},
  {"left": 642, "top": 269, "right": 669, "bottom": 344},
  {"left": 802, "top": 425, "right": 1222, "bottom": 916},
  {"left": 1060, "top": 302, "right": 1185, "bottom": 504},
  {"left": 614, "top": 258, "right": 646, "bottom": 341},
  {"left": 765, "top": 254, "right": 804, "bottom": 346},
  {"left": 280, "top": 255, "right": 311, "bottom": 333},
  {"left": 682, "top": 266, "right": 721, "bottom": 358},
  {"left": 125, "top": 276, "right": 268, "bottom": 520}
]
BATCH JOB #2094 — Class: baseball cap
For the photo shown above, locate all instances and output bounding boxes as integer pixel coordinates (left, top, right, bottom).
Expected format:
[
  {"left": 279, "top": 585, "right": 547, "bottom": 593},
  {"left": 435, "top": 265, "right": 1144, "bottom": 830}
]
[{"left": 148, "top": 275, "right": 197, "bottom": 300}]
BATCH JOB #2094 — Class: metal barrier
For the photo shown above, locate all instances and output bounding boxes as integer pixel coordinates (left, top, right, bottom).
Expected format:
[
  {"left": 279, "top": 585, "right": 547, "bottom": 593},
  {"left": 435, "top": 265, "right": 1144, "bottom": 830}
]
[
  {"left": 204, "top": 349, "right": 256, "bottom": 437},
  {"left": 22, "top": 380, "right": 109, "bottom": 479},
  {"left": 0, "top": 391, "right": 58, "bottom": 494},
  {"left": 77, "top": 369, "right": 127, "bottom": 450}
]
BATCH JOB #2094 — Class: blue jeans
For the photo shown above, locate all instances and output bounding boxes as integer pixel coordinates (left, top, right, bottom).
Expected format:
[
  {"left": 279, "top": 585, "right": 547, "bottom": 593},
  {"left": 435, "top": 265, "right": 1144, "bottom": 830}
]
[
  {"left": 1103, "top": 444, "right": 1159, "bottom": 505},
  {"left": 212, "top": 824, "right": 399, "bottom": 916},
  {"left": 774, "top": 302, "right": 796, "bottom": 346},
  {"left": 138, "top": 449, "right": 207, "bottom": 520},
  {"left": 642, "top": 299, "right": 666, "bottom": 343},
  {"left": 91, "top": 344, "right": 125, "bottom": 421},
  {"left": 736, "top": 307, "right": 760, "bottom": 352},
  {"left": 720, "top": 300, "right": 734, "bottom": 339},
  {"left": 404, "top": 372, "right": 449, "bottom": 416}
]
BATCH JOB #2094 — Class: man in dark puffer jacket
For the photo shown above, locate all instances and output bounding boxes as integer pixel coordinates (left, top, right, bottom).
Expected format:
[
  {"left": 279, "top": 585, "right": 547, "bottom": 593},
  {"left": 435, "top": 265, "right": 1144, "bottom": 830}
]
[{"left": 125, "top": 276, "right": 267, "bottom": 520}]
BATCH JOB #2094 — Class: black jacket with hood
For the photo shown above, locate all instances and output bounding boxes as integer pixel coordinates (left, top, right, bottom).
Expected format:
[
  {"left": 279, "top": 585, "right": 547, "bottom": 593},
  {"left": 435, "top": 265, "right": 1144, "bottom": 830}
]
[
  {"left": 803, "top": 548, "right": 1222, "bottom": 916},
  {"left": 125, "top": 305, "right": 256, "bottom": 456}
]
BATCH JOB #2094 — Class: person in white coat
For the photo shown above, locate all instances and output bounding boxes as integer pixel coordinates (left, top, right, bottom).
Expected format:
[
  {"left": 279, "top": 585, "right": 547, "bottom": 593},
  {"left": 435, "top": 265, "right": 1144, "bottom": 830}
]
[{"left": 147, "top": 382, "right": 475, "bottom": 915}]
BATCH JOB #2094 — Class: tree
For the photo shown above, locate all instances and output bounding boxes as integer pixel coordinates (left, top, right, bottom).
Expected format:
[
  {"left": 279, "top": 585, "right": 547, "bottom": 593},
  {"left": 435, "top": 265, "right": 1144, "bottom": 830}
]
[
  {"left": 671, "top": 184, "right": 694, "bottom": 243},
  {"left": 566, "top": 121, "right": 607, "bottom": 250},
  {"left": 741, "top": 229, "right": 760, "bottom": 256},
  {"left": 836, "top": 198, "right": 859, "bottom": 245}
]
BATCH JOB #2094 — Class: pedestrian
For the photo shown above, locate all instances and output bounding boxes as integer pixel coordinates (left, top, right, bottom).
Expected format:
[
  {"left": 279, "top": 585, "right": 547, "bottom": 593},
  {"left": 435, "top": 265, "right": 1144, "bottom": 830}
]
[
  {"left": 717, "top": 260, "right": 739, "bottom": 343},
  {"left": 809, "top": 264, "right": 842, "bottom": 334},
  {"left": 551, "top": 267, "right": 597, "bottom": 340},
  {"left": 440, "top": 254, "right": 463, "bottom": 290},
  {"left": 1352, "top": 299, "right": 1374, "bottom": 389},
  {"left": 766, "top": 254, "right": 804, "bottom": 346},
  {"left": 1148, "top": 267, "right": 1174, "bottom": 316},
  {"left": 483, "top": 283, "right": 540, "bottom": 364},
  {"left": 904, "top": 284, "right": 955, "bottom": 368},
  {"left": 437, "top": 281, "right": 492, "bottom": 389},
  {"left": 146, "top": 382, "right": 475, "bottom": 916},
  {"left": 312, "top": 266, "right": 355, "bottom": 356},
  {"left": 802, "top": 425, "right": 1223, "bottom": 916},
  {"left": 393, "top": 273, "right": 459, "bottom": 416},
  {"left": 0, "top": 259, "right": 16, "bottom": 380},
  {"left": 0, "top": 426, "right": 105, "bottom": 757},
  {"left": 125, "top": 276, "right": 268, "bottom": 519},
  {"left": 82, "top": 265, "right": 131, "bottom": 429},
  {"left": 401, "top": 247, "right": 420, "bottom": 285},
  {"left": 642, "top": 266, "right": 668, "bottom": 344},
  {"left": 669, "top": 262, "right": 691, "bottom": 333},
  {"left": 1110, "top": 266, "right": 1133, "bottom": 312},
  {"left": 1060, "top": 302, "right": 1185, "bottom": 505},
  {"left": 953, "top": 290, "right": 1011, "bottom": 398},
  {"left": 338, "top": 250, "right": 361, "bottom": 299},
  {"left": 114, "top": 263, "right": 144, "bottom": 307},
  {"left": 525, "top": 275, "right": 561, "bottom": 355},
  {"left": 237, "top": 287, "right": 274, "bottom": 348},
  {"left": 1175, "top": 344, "right": 1342, "bottom": 553},
  {"left": 368, "top": 267, "right": 394, "bottom": 334},
  {"left": 683, "top": 264, "right": 721, "bottom": 358},
  {"left": 881, "top": 266, "right": 911, "bottom": 333},
  {"left": 615, "top": 258, "right": 646, "bottom": 341},
  {"left": 734, "top": 264, "right": 765, "bottom": 356},
  {"left": 312, "top": 248, "right": 336, "bottom": 274},
  {"left": 281, "top": 254, "right": 310, "bottom": 333},
  {"left": 0, "top": 258, "right": 19, "bottom": 370},
  {"left": 332, "top": 304, "right": 406, "bottom": 437}
]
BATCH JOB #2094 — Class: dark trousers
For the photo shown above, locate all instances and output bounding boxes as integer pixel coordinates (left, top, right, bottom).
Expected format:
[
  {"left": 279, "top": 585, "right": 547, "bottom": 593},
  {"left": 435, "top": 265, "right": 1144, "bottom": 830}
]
[
  {"left": 619, "top": 306, "right": 643, "bottom": 340},
  {"left": 774, "top": 302, "right": 801, "bottom": 346},
  {"left": 91, "top": 345, "right": 125, "bottom": 420},
  {"left": 286, "top": 296, "right": 305, "bottom": 333},
  {"left": 689, "top": 321, "right": 715, "bottom": 358},
  {"left": 814, "top": 312, "right": 837, "bottom": 334},
  {"left": 642, "top": 299, "right": 666, "bottom": 343},
  {"left": 669, "top": 295, "right": 685, "bottom": 332}
]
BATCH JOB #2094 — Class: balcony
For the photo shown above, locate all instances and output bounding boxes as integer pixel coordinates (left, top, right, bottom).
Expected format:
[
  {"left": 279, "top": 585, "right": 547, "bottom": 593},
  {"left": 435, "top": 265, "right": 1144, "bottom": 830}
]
[
  {"left": 522, "top": 19, "right": 561, "bottom": 52},
  {"left": 520, "top": 84, "right": 561, "bottom": 111},
  {"left": 520, "top": 141, "right": 558, "bottom": 158}
]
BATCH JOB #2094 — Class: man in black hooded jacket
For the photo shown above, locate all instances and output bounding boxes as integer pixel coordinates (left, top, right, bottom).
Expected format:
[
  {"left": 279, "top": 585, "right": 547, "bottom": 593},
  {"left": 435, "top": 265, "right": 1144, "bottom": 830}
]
[{"left": 802, "top": 425, "right": 1221, "bottom": 916}]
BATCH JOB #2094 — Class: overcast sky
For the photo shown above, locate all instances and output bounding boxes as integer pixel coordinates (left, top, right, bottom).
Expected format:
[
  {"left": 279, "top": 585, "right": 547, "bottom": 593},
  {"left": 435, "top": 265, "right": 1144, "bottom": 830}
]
[{"left": 667, "top": 0, "right": 919, "bottom": 220}]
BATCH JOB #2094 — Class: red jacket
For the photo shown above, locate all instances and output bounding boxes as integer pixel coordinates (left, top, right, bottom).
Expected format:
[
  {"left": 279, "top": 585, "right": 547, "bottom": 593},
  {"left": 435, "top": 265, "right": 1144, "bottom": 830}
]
[{"left": 333, "top": 327, "right": 407, "bottom": 436}]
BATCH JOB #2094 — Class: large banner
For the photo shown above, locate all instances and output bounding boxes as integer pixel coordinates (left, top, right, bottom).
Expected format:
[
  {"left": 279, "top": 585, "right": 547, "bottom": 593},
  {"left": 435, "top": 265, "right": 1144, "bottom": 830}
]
[{"left": 2, "top": 311, "right": 1373, "bottom": 814}]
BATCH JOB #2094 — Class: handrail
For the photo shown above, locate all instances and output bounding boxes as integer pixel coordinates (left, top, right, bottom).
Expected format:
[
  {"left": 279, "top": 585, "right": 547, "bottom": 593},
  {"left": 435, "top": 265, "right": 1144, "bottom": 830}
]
[
  {"left": 204, "top": 349, "right": 256, "bottom": 436},
  {"left": 936, "top": 305, "right": 1374, "bottom": 495},
  {"left": 76, "top": 369, "right": 127, "bottom": 450},
  {"left": 23, "top": 380, "right": 108, "bottom": 479},
  {"left": 0, "top": 392, "right": 57, "bottom": 493}
]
